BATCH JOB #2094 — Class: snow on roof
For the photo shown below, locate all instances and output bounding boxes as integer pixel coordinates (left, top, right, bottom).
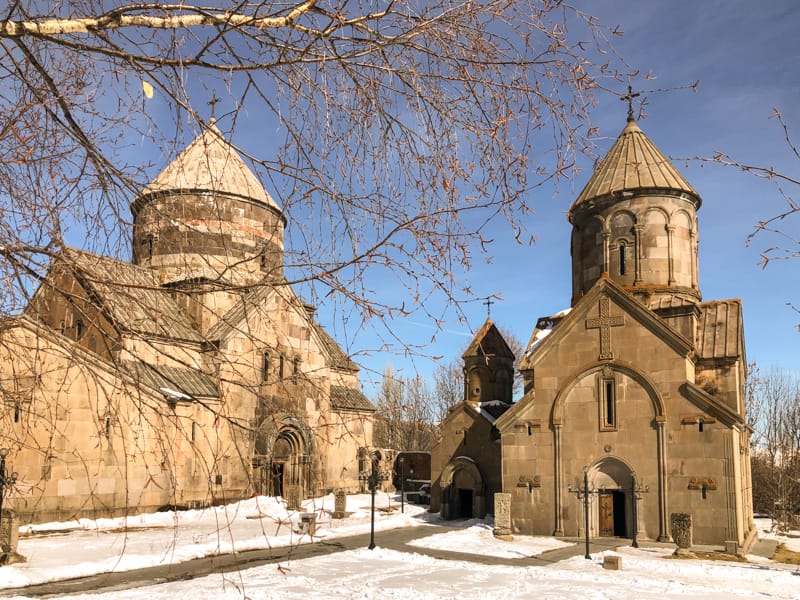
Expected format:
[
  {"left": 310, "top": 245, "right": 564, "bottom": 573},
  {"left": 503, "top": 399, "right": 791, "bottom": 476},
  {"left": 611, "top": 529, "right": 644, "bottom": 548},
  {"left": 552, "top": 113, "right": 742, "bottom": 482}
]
[{"left": 526, "top": 308, "right": 572, "bottom": 355}]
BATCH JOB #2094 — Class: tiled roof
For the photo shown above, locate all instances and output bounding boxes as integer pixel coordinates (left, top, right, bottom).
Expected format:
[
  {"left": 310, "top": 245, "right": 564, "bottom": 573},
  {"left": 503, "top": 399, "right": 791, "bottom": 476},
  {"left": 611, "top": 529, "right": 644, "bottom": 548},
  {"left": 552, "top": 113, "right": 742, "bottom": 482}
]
[
  {"left": 462, "top": 318, "right": 515, "bottom": 359},
  {"left": 330, "top": 385, "right": 375, "bottom": 412},
  {"left": 572, "top": 118, "right": 700, "bottom": 209},
  {"left": 310, "top": 320, "right": 359, "bottom": 371},
  {"left": 122, "top": 360, "right": 219, "bottom": 399},
  {"left": 140, "top": 123, "right": 279, "bottom": 210},
  {"left": 697, "top": 299, "right": 743, "bottom": 360},
  {"left": 64, "top": 249, "right": 204, "bottom": 342}
]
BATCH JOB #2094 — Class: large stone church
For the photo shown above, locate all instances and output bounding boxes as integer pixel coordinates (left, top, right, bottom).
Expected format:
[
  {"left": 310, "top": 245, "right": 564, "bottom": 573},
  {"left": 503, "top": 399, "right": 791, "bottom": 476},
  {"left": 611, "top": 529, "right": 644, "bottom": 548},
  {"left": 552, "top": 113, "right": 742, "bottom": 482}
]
[
  {"left": 431, "top": 115, "right": 756, "bottom": 551},
  {"left": 0, "top": 123, "right": 375, "bottom": 523}
]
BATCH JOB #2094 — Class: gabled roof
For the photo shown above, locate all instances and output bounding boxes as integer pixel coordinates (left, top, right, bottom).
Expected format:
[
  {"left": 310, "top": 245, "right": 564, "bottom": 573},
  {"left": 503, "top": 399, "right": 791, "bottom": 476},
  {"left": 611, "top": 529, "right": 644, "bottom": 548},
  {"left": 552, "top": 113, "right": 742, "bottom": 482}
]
[
  {"left": 697, "top": 299, "right": 743, "bottom": 361},
  {"left": 59, "top": 248, "right": 204, "bottom": 342},
  {"left": 139, "top": 122, "right": 279, "bottom": 210},
  {"left": 462, "top": 318, "right": 515, "bottom": 360},
  {"left": 122, "top": 360, "right": 218, "bottom": 399},
  {"left": 441, "top": 399, "right": 510, "bottom": 428},
  {"left": 571, "top": 118, "right": 700, "bottom": 212},
  {"left": 205, "top": 284, "right": 359, "bottom": 372},
  {"left": 519, "top": 277, "right": 693, "bottom": 371},
  {"left": 330, "top": 385, "right": 375, "bottom": 412},
  {"left": 680, "top": 381, "right": 744, "bottom": 427}
]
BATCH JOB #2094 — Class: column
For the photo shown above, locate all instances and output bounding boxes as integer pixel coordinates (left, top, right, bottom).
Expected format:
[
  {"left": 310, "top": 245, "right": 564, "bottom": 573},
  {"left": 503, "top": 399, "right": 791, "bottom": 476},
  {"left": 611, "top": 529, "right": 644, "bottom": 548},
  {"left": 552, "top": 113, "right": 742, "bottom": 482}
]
[
  {"left": 633, "top": 224, "right": 643, "bottom": 285},
  {"left": 666, "top": 225, "right": 676, "bottom": 286},
  {"left": 553, "top": 423, "right": 564, "bottom": 536},
  {"left": 656, "top": 417, "right": 670, "bottom": 541}
]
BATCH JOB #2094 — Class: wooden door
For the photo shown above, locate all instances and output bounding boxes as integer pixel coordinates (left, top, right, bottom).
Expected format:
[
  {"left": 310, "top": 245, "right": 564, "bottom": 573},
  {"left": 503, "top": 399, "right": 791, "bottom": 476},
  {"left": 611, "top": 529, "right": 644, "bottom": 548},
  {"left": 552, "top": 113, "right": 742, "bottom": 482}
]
[{"left": 599, "top": 492, "right": 614, "bottom": 536}]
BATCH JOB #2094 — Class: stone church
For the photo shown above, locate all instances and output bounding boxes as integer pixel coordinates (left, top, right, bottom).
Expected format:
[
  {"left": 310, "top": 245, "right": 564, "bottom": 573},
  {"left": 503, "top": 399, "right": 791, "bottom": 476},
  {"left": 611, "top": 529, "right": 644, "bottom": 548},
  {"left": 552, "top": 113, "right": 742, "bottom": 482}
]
[
  {"left": 0, "top": 123, "right": 375, "bottom": 523},
  {"left": 431, "top": 115, "right": 756, "bottom": 551}
]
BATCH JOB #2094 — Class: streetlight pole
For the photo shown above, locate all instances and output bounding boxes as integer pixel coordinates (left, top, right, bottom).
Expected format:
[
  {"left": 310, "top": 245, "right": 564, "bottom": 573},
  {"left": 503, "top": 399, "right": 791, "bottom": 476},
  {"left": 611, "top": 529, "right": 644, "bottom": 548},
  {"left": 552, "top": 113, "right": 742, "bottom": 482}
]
[
  {"left": 368, "top": 461, "right": 376, "bottom": 550},
  {"left": 569, "top": 466, "right": 596, "bottom": 560},
  {"left": 358, "top": 454, "right": 388, "bottom": 550},
  {"left": 399, "top": 457, "right": 406, "bottom": 514},
  {"left": 583, "top": 468, "right": 591, "bottom": 559},
  {"left": 0, "top": 448, "right": 18, "bottom": 528}
]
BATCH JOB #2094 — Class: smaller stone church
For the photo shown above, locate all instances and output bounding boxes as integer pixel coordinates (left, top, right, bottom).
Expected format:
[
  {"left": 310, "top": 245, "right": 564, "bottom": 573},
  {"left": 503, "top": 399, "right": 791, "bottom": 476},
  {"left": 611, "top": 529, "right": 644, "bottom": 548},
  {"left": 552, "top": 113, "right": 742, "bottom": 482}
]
[
  {"left": 0, "top": 123, "right": 375, "bottom": 523},
  {"left": 432, "top": 114, "right": 756, "bottom": 551}
]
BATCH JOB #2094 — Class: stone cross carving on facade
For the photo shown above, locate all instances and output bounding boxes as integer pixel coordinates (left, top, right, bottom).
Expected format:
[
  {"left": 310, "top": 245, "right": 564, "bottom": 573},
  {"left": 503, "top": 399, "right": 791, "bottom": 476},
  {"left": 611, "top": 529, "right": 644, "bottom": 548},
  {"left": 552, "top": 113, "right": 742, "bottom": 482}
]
[{"left": 585, "top": 297, "right": 625, "bottom": 360}]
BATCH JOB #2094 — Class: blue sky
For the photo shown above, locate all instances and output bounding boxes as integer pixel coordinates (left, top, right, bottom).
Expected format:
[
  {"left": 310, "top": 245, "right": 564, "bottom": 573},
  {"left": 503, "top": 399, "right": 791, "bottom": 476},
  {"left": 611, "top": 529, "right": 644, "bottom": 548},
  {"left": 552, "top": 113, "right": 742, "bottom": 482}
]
[
  {"left": 99, "top": 2, "right": 799, "bottom": 397},
  {"left": 346, "top": 0, "right": 800, "bottom": 394}
]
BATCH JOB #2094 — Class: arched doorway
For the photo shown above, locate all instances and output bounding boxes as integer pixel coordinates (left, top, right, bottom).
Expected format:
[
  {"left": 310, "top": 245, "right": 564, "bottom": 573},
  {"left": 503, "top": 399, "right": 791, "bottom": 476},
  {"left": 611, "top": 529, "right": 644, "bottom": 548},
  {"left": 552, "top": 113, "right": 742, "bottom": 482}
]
[
  {"left": 252, "top": 415, "right": 314, "bottom": 502},
  {"left": 588, "top": 457, "right": 635, "bottom": 538},
  {"left": 440, "top": 457, "right": 484, "bottom": 520}
]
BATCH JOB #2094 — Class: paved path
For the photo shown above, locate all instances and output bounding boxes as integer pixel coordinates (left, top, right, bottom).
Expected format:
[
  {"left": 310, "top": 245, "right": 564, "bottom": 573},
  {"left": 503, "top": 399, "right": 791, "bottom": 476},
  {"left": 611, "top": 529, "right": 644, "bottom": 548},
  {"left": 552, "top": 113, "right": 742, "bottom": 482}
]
[{"left": 0, "top": 523, "right": 772, "bottom": 598}]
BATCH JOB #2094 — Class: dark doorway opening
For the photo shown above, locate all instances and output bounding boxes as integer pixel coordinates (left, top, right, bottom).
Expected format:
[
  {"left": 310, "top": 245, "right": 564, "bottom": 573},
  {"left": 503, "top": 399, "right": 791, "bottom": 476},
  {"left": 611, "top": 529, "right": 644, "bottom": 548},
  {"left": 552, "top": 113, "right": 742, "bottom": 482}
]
[
  {"left": 272, "top": 462, "right": 285, "bottom": 498},
  {"left": 612, "top": 490, "right": 626, "bottom": 537},
  {"left": 458, "top": 488, "right": 473, "bottom": 518}
]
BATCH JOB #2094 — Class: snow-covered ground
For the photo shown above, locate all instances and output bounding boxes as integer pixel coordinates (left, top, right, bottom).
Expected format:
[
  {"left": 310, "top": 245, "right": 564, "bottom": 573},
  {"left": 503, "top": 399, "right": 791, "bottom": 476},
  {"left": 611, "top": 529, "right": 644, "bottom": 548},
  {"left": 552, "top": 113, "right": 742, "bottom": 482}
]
[{"left": 2, "top": 495, "right": 799, "bottom": 599}]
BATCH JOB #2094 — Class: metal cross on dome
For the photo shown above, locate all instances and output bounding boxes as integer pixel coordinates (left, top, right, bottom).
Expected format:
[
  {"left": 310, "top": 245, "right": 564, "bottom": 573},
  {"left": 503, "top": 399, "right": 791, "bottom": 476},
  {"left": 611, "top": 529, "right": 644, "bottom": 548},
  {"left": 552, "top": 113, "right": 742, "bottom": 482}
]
[
  {"left": 208, "top": 91, "right": 221, "bottom": 120},
  {"left": 483, "top": 296, "right": 495, "bottom": 317},
  {"left": 620, "top": 84, "right": 641, "bottom": 121}
]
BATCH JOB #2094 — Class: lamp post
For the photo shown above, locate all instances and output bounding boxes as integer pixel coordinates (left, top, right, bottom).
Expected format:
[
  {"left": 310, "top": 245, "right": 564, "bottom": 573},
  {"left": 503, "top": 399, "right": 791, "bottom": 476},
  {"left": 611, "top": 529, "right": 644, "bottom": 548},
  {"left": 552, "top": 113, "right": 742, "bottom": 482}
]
[
  {"left": 0, "top": 448, "right": 18, "bottom": 524},
  {"left": 569, "top": 466, "right": 598, "bottom": 560},
  {"left": 582, "top": 468, "right": 590, "bottom": 559},
  {"left": 399, "top": 456, "right": 406, "bottom": 514},
  {"left": 359, "top": 456, "right": 385, "bottom": 550}
]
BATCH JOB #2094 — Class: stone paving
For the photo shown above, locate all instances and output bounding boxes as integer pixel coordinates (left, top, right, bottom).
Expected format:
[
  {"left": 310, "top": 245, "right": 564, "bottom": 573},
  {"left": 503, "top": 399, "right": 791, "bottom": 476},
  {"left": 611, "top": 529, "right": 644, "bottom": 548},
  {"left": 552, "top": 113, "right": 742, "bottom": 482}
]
[{"left": 0, "top": 522, "right": 779, "bottom": 598}]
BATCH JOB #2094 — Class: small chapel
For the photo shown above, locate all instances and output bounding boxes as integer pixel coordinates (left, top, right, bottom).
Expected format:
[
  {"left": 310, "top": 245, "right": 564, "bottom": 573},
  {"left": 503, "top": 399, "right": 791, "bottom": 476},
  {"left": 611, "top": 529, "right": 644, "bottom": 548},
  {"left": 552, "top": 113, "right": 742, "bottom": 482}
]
[
  {"left": 431, "top": 113, "right": 756, "bottom": 551},
  {"left": 0, "top": 123, "right": 375, "bottom": 523}
]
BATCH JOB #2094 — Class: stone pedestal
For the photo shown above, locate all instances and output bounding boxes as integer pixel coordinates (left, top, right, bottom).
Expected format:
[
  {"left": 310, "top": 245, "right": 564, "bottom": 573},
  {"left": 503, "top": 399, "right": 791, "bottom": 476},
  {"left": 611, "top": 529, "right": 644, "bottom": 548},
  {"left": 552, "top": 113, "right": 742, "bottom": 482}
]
[
  {"left": 0, "top": 509, "right": 25, "bottom": 565},
  {"left": 333, "top": 489, "right": 348, "bottom": 519},
  {"left": 299, "top": 513, "right": 317, "bottom": 536},
  {"left": 493, "top": 493, "right": 513, "bottom": 541},
  {"left": 670, "top": 512, "right": 694, "bottom": 557}
]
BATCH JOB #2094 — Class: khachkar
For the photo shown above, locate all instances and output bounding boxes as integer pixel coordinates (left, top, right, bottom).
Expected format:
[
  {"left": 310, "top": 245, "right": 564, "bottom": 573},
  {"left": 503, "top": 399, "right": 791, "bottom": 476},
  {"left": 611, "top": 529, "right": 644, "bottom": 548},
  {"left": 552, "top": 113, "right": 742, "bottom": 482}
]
[{"left": 493, "top": 493, "right": 513, "bottom": 541}]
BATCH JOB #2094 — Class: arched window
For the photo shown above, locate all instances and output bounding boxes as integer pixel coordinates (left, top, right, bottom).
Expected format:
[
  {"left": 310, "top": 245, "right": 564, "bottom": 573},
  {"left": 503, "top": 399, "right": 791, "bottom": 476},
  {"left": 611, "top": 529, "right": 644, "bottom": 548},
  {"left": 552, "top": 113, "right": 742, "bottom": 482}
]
[
  {"left": 262, "top": 352, "right": 270, "bottom": 382},
  {"left": 599, "top": 376, "right": 617, "bottom": 430},
  {"left": 292, "top": 356, "right": 300, "bottom": 382},
  {"left": 619, "top": 243, "right": 627, "bottom": 276}
]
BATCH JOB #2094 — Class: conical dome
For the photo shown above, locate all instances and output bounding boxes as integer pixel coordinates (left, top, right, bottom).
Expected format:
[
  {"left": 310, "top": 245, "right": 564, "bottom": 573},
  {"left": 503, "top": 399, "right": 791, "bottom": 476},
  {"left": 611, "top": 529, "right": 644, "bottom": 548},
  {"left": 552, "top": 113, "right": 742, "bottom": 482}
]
[
  {"left": 131, "top": 123, "right": 285, "bottom": 295},
  {"left": 571, "top": 118, "right": 700, "bottom": 212},
  {"left": 569, "top": 118, "right": 701, "bottom": 308},
  {"left": 139, "top": 122, "right": 279, "bottom": 210}
]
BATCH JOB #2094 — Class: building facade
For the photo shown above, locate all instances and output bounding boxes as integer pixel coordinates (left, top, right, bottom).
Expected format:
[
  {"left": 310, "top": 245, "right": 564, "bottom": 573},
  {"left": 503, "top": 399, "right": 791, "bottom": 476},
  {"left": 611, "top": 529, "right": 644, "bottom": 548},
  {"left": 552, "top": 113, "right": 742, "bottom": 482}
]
[
  {"left": 434, "top": 115, "right": 756, "bottom": 551},
  {"left": 0, "top": 124, "right": 375, "bottom": 523}
]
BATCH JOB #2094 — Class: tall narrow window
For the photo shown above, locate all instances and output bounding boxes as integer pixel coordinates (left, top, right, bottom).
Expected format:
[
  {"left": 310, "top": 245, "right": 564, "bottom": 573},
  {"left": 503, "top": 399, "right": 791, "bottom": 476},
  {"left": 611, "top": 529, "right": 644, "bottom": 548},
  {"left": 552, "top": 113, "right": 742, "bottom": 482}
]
[
  {"left": 619, "top": 243, "right": 626, "bottom": 276},
  {"left": 262, "top": 352, "right": 270, "bottom": 382},
  {"left": 600, "top": 377, "right": 617, "bottom": 430},
  {"left": 278, "top": 355, "right": 285, "bottom": 380},
  {"left": 292, "top": 357, "right": 300, "bottom": 382},
  {"left": 76, "top": 319, "right": 84, "bottom": 339},
  {"left": 13, "top": 404, "right": 20, "bottom": 423}
]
